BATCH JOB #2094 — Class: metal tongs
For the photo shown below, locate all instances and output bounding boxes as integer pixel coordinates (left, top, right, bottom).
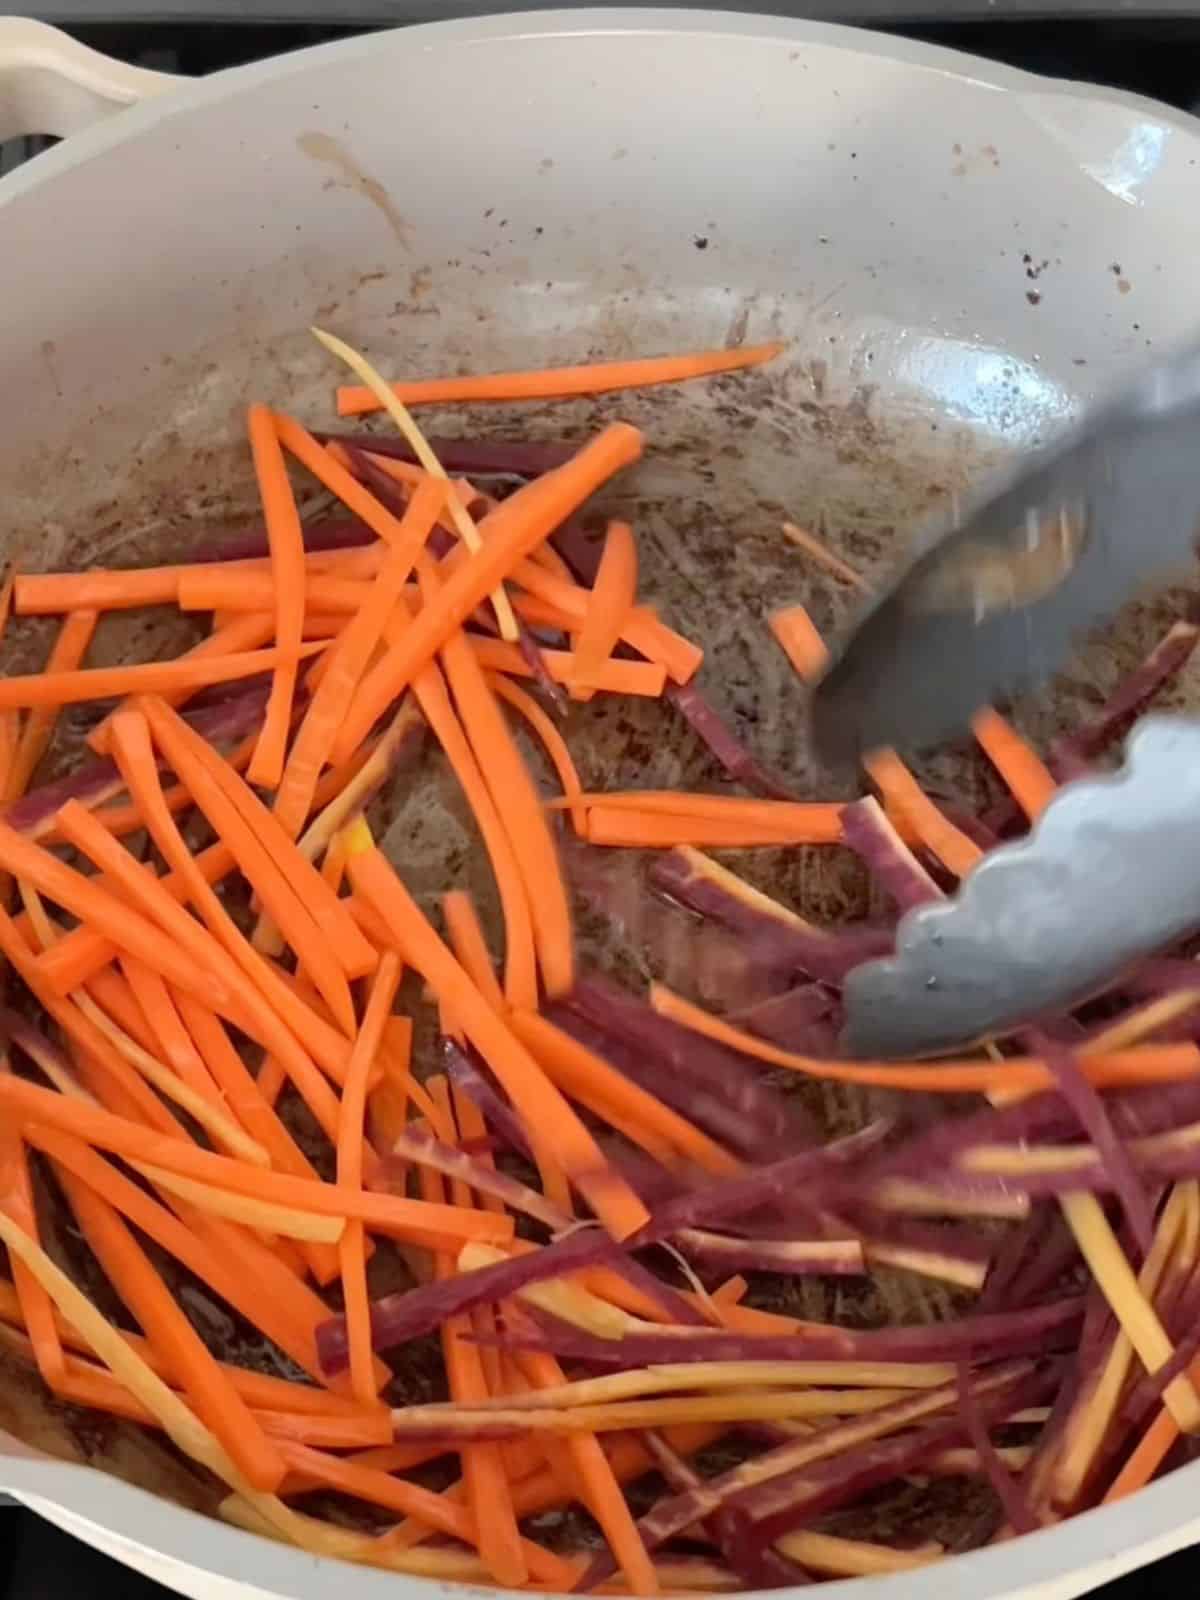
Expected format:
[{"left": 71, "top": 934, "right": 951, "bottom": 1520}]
[{"left": 812, "top": 336, "right": 1200, "bottom": 1058}]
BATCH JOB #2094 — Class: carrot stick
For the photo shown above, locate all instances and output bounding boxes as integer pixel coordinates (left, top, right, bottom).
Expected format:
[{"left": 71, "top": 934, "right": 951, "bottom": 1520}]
[
  {"left": 137, "top": 699, "right": 371, "bottom": 1027},
  {"left": 330, "top": 424, "right": 643, "bottom": 765},
  {"left": 343, "top": 819, "right": 647, "bottom": 1239},
  {"left": 86, "top": 611, "right": 281, "bottom": 755},
  {"left": 177, "top": 570, "right": 376, "bottom": 617},
  {"left": 417, "top": 1099, "right": 529, "bottom": 1588},
  {"left": 312, "top": 330, "right": 520, "bottom": 643},
  {"left": 649, "top": 983, "right": 1200, "bottom": 1094},
  {"left": 0, "top": 643, "right": 321, "bottom": 710},
  {"left": 488, "top": 672, "right": 585, "bottom": 836},
  {"left": 428, "top": 575, "right": 574, "bottom": 998},
  {"left": 336, "top": 342, "right": 785, "bottom": 415},
  {"left": 442, "top": 891, "right": 505, "bottom": 1014},
  {"left": 391, "top": 624, "right": 537, "bottom": 1012},
  {"left": 118, "top": 956, "right": 224, "bottom": 1107},
  {"left": 549, "top": 791, "right": 844, "bottom": 833},
  {"left": 769, "top": 604, "right": 830, "bottom": 682},
  {"left": 244, "top": 405, "right": 308, "bottom": 788},
  {"left": 273, "top": 476, "right": 446, "bottom": 839},
  {"left": 863, "top": 749, "right": 983, "bottom": 879},
  {"left": 571, "top": 521, "right": 637, "bottom": 701},
  {"left": 58, "top": 1167, "right": 286, "bottom": 1491},
  {"left": 513, "top": 1349, "right": 660, "bottom": 1596},
  {"left": 1104, "top": 1404, "right": 1181, "bottom": 1501},
  {"left": 0, "top": 817, "right": 232, "bottom": 1007},
  {"left": 584, "top": 808, "right": 837, "bottom": 849},
  {"left": 4, "top": 609, "right": 97, "bottom": 801},
  {"left": 509, "top": 1010, "right": 739, "bottom": 1176},
  {"left": 339, "top": 951, "right": 402, "bottom": 1406},
  {"left": 368, "top": 1015, "right": 414, "bottom": 1154},
  {"left": 466, "top": 636, "right": 666, "bottom": 698},
  {"left": 52, "top": 787, "right": 347, "bottom": 1139},
  {"left": 505, "top": 558, "right": 701, "bottom": 684},
  {"left": 971, "top": 707, "right": 1057, "bottom": 822},
  {"left": 0, "top": 1060, "right": 64, "bottom": 1386},
  {"left": 174, "top": 994, "right": 342, "bottom": 1283}
]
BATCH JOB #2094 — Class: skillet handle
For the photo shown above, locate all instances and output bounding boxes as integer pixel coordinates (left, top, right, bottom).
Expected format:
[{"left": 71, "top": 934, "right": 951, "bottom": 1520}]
[{"left": 0, "top": 17, "right": 178, "bottom": 144}]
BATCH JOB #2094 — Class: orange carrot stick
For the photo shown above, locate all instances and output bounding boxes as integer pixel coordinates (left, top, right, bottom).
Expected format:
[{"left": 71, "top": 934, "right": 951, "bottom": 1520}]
[
  {"left": 330, "top": 424, "right": 644, "bottom": 765},
  {"left": 584, "top": 808, "right": 838, "bottom": 849},
  {"left": 863, "top": 749, "right": 983, "bottom": 880},
  {"left": 429, "top": 588, "right": 574, "bottom": 999},
  {"left": 338, "top": 950, "right": 402, "bottom": 1406},
  {"left": 550, "top": 791, "right": 843, "bottom": 832},
  {"left": 0, "top": 818, "right": 230, "bottom": 1007},
  {"left": 344, "top": 820, "right": 647, "bottom": 1240},
  {"left": 8, "top": 1078, "right": 511, "bottom": 1247},
  {"left": 419, "top": 1105, "right": 529, "bottom": 1588},
  {"left": 0, "top": 1061, "right": 64, "bottom": 1386},
  {"left": 53, "top": 785, "right": 346, "bottom": 1137},
  {"left": 971, "top": 707, "right": 1057, "bottom": 822},
  {"left": 466, "top": 637, "right": 665, "bottom": 698},
  {"left": 1104, "top": 1405, "right": 1180, "bottom": 1502},
  {"left": 649, "top": 983, "right": 1200, "bottom": 1094},
  {"left": 442, "top": 891, "right": 505, "bottom": 1014},
  {"left": 509, "top": 1010, "right": 739, "bottom": 1176},
  {"left": 336, "top": 342, "right": 785, "bottom": 415},
  {"left": 138, "top": 698, "right": 371, "bottom": 1027},
  {"left": 5, "top": 609, "right": 97, "bottom": 801},
  {"left": 244, "top": 406, "right": 308, "bottom": 788},
  {"left": 118, "top": 957, "right": 223, "bottom": 1108},
  {"left": 0, "top": 643, "right": 321, "bottom": 711},
  {"left": 58, "top": 1167, "right": 285, "bottom": 1491},
  {"left": 769, "top": 604, "right": 830, "bottom": 682},
  {"left": 273, "top": 476, "right": 446, "bottom": 839},
  {"left": 571, "top": 521, "right": 637, "bottom": 701},
  {"left": 488, "top": 672, "right": 586, "bottom": 835},
  {"left": 392, "top": 625, "right": 537, "bottom": 1012}
]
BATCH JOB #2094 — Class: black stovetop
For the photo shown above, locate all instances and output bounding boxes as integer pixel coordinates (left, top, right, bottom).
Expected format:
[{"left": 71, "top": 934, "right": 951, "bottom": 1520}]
[{"left": 4, "top": 12, "right": 1200, "bottom": 1598}]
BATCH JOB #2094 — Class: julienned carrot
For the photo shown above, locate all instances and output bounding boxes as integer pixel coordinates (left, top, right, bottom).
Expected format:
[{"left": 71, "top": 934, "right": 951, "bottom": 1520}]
[
  {"left": 426, "top": 565, "right": 574, "bottom": 999},
  {"left": 0, "top": 1061, "right": 64, "bottom": 1386},
  {"left": 1104, "top": 1402, "right": 1183, "bottom": 1501},
  {"left": 118, "top": 957, "right": 222, "bottom": 1107},
  {"left": 442, "top": 891, "right": 505, "bottom": 1014},
  {"left": 0, "top": 643, "right": 322, "bottom": 710},
  {"left": 0, "top": 816, "right": 231, "bottom": 1008},
  {"left": 273, "top": 476, "right": 446, "bottom": 840},
  {"left": 509, "top": 1010, "right": 739, "bottom": 1177},
  {"left": 330, "top": 423, "right": 644, "bottom": 765},
  {"left": 174, "top": 995, "right": 342, "bottom": 1284},
  {"left": 488, "top": 672, "right": 586, "bottom": 837},
  {"left": 387, "top": 614, "right": 537, "bottom": 1012},
  {"left": 769, "top": 604, "right": 830, "bottom": 682},
  {"left": 368, "top": 1015, "right": 414, "bottom": 1154},
  {"left": 338, "top": 951, "right": 402, "bottom": 1406},
  {"left": 87, "top": 611, "right": 280, "bottom": 755},
  {"left": 971, "top": 707, "right": 1058, "bottom": 822},
  {"left": 245, "top": 406, "right": 308, "bottom": 788},
  {"left": 648, "top": 984, "right": 1200, "bottom": 1094},
  {"left": 137, "top": 699, "right": 368, "bottom": 1029},
  {"left": 6, "top": 1075, "right": 512, "bottom": 1248},
  {"left": 550, "top": 791, "right": 844, "bottom": 833},
  {"left": 54, "top": 778, "right": 346, "bottom": 1137},
  {"left": 512, "top": 1348, "right": 660, "bottom": 1596},
  {"left": 177, "top": 570, "right": 375, "bottom": 617},
  {"left": 584, "top": 808, "right": 836, "bottom": 849},
  {"left": 335, "top": 342, "right": 786, "bottom": 415},
  {"left": 467, "top": 636, "right": 666, "bottom": 698},
  {"left": 571, "top": 521, "right": 637, "bottom": 701},
  {"left": 0, "top": 1278, "right": 371, "bottom": 1418},
  {"left": 863, "top": 750, "right": 983, "bottom": 880},
  {"left": 59, "top": 1167, "right": 286, "bottom": 1492},
  {"left": 31, "top": 1125, "right": 328, "bottom": 1384},
  {"left": 503, "top": 557, "right": 701, "bottom": 685},
  {"left": 419, "top": 1102, "right": 529, "bottom": 1588},
  {"left": 343, "top": 819, "right": 647, "bottom": 1240},
  {"left": 5, "top": 609, "right": 97, "bottom": 802}
]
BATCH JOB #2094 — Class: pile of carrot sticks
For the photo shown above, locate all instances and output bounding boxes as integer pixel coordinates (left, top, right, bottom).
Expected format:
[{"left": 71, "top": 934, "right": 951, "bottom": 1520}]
[{"left": 0, "top": 333, "right": 1198, "bottom": 1592}]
